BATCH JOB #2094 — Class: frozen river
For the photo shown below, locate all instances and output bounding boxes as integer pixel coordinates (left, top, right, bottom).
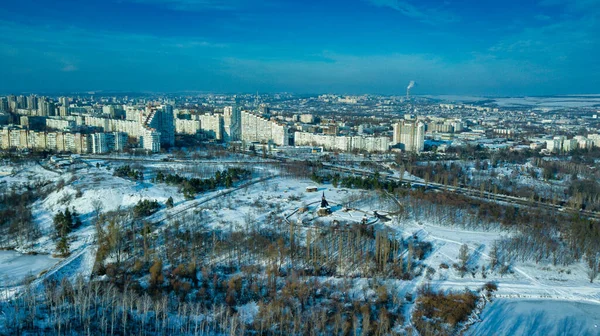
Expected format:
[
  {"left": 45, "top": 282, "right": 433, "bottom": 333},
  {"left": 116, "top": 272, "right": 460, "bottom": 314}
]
[{"left": 0, "top": 250, "right": 60, "bottom": 285}]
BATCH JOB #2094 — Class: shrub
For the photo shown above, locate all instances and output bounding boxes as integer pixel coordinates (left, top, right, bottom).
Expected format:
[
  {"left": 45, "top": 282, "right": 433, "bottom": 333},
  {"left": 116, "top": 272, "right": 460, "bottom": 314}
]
[
  {"left": 412, "top": 285, "right": 478, "bottom": 335},
  {"left": 483, "top": 281, "right": 498, "bottom": 292}
]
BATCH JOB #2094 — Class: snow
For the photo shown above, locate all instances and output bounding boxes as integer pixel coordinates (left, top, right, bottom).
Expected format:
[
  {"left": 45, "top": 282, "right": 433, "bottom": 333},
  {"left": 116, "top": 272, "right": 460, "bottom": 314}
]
[
  {"left": 467, "top": 299, "right": 600, "bottom": 336},
  {"left": 396, "top": 220, "right": 600, "bottom": 304},
  {"left": 492, "top": 96, "right": 600, "bottom": 109},
  {"left": 236, "top": 301, "right": 259, "bottom": 324},
  {"left": 37, "top": 167, "right": 183, "bottom": 218},
  {"left": 195, "top": 176, "right": 368, "bottom": 231},
  {"left": 3, "top": 156, "right": 600, "bottom": 332},
  {"left": 424, "top": 95, "right": 600, "bottom": 109},
  {"left": 0, "top": 251, "right": 60, "bottom": 285}
]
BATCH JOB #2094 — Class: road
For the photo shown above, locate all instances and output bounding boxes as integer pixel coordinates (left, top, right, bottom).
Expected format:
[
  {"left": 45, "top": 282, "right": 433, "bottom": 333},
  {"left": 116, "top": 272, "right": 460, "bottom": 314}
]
[
  {"left": 321, "top": 162, "right": 600, "bottom": 221},
  {"left": 84, "top": 153, "right": 600, "bottom": 220}
]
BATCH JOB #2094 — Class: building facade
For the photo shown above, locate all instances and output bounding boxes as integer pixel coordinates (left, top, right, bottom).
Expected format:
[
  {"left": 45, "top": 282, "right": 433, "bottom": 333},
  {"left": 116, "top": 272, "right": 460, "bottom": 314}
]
[{"left": 393, "top": 121, "right": 425, "bottom": 153}]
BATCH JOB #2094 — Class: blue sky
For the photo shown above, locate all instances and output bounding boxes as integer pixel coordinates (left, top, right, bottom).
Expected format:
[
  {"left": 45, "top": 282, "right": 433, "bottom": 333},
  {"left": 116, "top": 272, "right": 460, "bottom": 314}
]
[{"left": 0, "top": 0, "right": 598, "bottom": 95}]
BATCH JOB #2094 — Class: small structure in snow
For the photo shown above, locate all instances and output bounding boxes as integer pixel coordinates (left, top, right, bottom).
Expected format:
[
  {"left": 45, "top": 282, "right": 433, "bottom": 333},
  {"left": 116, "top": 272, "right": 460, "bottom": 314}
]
[
  {"left": 306, "top": 186, "right": 318, "bottom": 192},
  {"left": 373, "top": 211, "right": 391, "bottom": 222},
  {"left": 317, "top": 192, "right": 331, "bottom": 216}
]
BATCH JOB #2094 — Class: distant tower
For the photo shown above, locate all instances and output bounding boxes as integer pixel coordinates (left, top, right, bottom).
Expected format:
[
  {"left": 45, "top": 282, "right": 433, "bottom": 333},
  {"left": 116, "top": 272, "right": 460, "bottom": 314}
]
[
  {"left": 406, "top": 81, "right": 416, "bottom": 100},
  {"left": 320, "top": 192, "right": 329, "bottom": 208},
  {"left": 318, "top": 192, "right": 331, "bottom": 216}
]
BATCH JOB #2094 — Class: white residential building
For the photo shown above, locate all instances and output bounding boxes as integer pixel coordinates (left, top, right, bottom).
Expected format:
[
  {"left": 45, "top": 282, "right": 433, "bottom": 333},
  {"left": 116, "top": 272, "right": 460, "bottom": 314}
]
[
  {"left": 223, "top": 106, "right": 241, "bottom": 141},
  {"left": 198, "top": 113, "right": 223, "bottom": 140},
  {"left": 139, "top": 127, "right": 160, "bottom": 152},
  {"left": 294, "top": 132, "right": 389, "bottom": 152},
  {"left": 143, "top": 105, "right": 174, "bottom": 146},
  {"left": 393, "top": 121, "right": 425, "bottom": 152},
  {"left": 241, "top": 111, "right": 288, "bottom": 146}
]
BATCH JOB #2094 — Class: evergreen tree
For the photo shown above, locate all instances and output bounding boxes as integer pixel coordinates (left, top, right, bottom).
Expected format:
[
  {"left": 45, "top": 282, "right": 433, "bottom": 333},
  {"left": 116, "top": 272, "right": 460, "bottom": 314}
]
[{"left": 56, "top": 234, "right": 70, "bottom": 256}]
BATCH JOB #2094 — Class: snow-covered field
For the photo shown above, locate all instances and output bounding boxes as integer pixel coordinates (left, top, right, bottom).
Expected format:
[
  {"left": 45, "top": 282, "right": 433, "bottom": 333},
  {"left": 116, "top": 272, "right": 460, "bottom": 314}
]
[
  {"left": 187, "top": 176, "right": 368, "bottom": 232},
  {"left": 467, "top": 299, "right": 600, "bottom": 336},
  {"left": 398, "top": 220, "right": 600, "bottom": 303},
  {"left": 2, "top": 156, "right": 600, "bottom": 333},
  {"left": 0, "top": 251, "right": 59, "bottom": 285},
  {"left": 425, "top": 94, "right": 600, "bottom": 109}
]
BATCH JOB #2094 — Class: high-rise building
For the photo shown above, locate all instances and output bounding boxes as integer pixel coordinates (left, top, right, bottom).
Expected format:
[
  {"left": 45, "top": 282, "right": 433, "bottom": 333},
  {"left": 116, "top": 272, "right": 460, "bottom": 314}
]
[
  {"left": 223, "top": 105, "right": 241, "bottom": 141},
  {"left": 27, "top": 95, "right": 38, "bottom": 110},
  {"left": 59, "top": 97, "right": 69, "bottom": 107},
  {"left": 393, "top": 121, "right": 424, "bottom": 153},
  {"left": 91, "top": 133, "right": 112, "bottom": 154},
  {"left": 113, "top": 132, "right": 128, "bottom": 151},
  {"left": 241, "top": 111, "right": 288, "bottom": 146},
  {"left": 103, "top": 105, "right": 115, "bottom": 116},
  {"left": 0, "top": 98, "right": 8, "bottom": 112},
  {"left": 139, "top": 127, "right": 160, "bottom": 152},
  {"left": 143, "top": 104, "right": 175, "bottom": 146},
  {"left": 17, "top": 95, "right": 26, "bottom": 109},
  {"left": 38, "top": 100, "right": 56, "bottom": 117},
  {"left": 258, "top": 104, "right": 270, "bottom": 116},
  {"left": 59, "top": 106, "right": 69, "bottom": 117}
]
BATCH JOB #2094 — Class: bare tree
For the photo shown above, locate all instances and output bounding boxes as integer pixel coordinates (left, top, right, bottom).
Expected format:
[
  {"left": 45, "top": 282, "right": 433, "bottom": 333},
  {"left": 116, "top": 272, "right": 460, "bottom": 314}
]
[
  {"left": 92, "top": 199, "right": 103, "bottom": 222},
  {"left": 586, "top": 252, "right": 599, "bottom": 283}
]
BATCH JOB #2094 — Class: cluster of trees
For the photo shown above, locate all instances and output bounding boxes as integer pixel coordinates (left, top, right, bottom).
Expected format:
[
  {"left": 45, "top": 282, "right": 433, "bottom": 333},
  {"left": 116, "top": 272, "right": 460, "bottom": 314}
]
[
  {"left": 312, "top": 172, "right": 403, "bottom": 193},
  {"left": 77, "top": 197, "right": 442, "bottom": 335},
  {"left": 113, "top": 164, "right": 144, "bottom": 181},
  {"left": 412, "top": 285, "right": 479, "bottom": 335},
  {"left": 155, "top": 167, "right": 251, "bottom": 199},
  {"left": 401, "top": 187, "right": 600, "bottom": 279},
  {"left": 0, "top": 185, "right": 43, "bottom": 248},
  {"left": 133, "top": 199, "right": 160, "bottom": 218},
  {"left": 53, "top": 208, "right": 82, "bottom": 256},
  {"left": 311, "top": 166, "right": 599, "bottom": 281},
  {"left": 401, "top": 154, "right": 600, "bottom": 211},
  {"left": 567, "top": 179, "right": 600, "bottom": 211},
  {"left": 0, "top": 273, "right": 408, "bottom": 335}
]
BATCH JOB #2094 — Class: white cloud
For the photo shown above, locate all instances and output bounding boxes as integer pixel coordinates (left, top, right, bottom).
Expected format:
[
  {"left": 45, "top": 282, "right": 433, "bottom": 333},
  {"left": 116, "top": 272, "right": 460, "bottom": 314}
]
[
  {"left": 61, "top": 64, "right": 78, "bottom": 72},
  {"left": 366, "top": 0, "right": 459, "bottom": 24},
  {"left": 219, "top": 51, "right": 558, "bottom": 95},
  {"left": 539, "top": 0, "right": 600, "bottom": 12}
]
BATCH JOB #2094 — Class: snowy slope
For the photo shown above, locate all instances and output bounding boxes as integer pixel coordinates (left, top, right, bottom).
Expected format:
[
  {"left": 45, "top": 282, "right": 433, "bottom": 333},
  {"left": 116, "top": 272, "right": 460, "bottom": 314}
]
[{"left": 467, "top": 299, "right": 600, "bottom": 336}]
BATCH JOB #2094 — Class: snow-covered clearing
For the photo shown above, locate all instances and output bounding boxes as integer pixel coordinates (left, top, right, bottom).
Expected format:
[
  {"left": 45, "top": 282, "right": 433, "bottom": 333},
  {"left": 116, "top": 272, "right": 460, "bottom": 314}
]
[
  {"left": 2, "top": 157, "right": 600, "bottom": 333},
  {"left": 395, "top": 220, "right": 600, "bottom": 304},
  {"left": 0, "top": 251, "right": 60, "bottom": 285},
  {"left": 467, "top": 299, "right": 600, "bottom": 336},
  {"left": 196, "top": 176, "right": 370, "bottom": 231}
]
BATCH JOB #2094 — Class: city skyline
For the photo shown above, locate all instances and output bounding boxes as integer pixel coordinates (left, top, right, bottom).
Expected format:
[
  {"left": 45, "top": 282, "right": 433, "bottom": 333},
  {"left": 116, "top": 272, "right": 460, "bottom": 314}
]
[{"left": 1, "top": 0, "right": 599, "bottom": 95}]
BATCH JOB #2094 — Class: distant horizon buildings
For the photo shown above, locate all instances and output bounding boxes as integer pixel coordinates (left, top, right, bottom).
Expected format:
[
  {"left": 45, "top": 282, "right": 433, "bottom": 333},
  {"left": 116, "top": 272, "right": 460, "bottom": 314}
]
[{"left": 4, "top": 92, "right": 600, "bottom": 157}]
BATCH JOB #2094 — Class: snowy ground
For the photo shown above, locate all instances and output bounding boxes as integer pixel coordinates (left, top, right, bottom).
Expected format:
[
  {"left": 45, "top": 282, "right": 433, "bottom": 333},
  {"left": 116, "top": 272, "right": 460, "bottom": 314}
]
[
  {"left": 467, "top": 299, "right": 600, "bottom": 336},
  {"left": 424, "top": 94, "right": 600, "bottom": 110},
  {"left": 2, "top": 157, "right": 600, "bottom": 333},
  {"left": 0, "top": 251, "right": 60, "bottom": 285},
  {"left": 396, "top": 220, "right": 600, "bottom": 303},
  {"left": 195, "top": 176, "right": 372, "bottom": 231}
]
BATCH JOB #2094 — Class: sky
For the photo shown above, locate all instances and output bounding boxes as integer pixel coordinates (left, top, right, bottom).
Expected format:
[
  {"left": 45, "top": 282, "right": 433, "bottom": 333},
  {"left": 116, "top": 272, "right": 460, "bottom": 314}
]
[{"left": 0, "top": 0, "right": 598, "bottom": 96}]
